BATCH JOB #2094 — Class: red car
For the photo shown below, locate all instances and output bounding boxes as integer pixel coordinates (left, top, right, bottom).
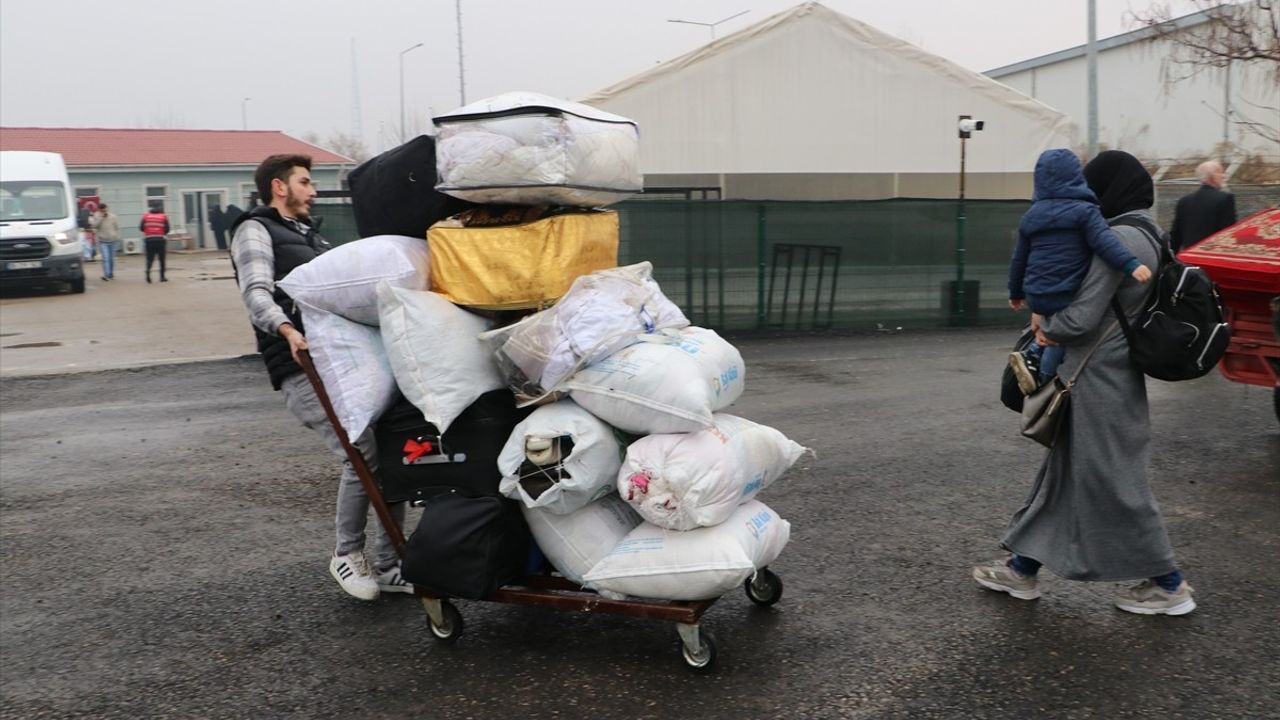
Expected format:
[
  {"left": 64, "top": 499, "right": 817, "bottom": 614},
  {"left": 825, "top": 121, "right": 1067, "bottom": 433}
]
[{"left": 1178, "top": 208, "right": 1280, "bottom": 422}]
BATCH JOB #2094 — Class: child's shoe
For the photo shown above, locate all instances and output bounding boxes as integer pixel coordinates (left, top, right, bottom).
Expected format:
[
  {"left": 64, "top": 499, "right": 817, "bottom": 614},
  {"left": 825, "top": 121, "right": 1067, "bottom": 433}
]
[{"left": 1008, "top": 350, "right": 1041, "bottom": 395}]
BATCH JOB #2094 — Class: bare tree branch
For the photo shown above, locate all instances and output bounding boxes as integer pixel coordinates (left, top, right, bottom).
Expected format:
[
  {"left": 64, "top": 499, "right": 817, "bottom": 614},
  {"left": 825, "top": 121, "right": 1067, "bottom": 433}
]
[
  {"left": 1131, "top": 1, "right": 1280, "bottom": 146},
  {"left": 300, "top": 131, "right": 370, "bottom": 163},
  {"left": 1134, "top": 1, "right": 1280, "bottom": 78}
]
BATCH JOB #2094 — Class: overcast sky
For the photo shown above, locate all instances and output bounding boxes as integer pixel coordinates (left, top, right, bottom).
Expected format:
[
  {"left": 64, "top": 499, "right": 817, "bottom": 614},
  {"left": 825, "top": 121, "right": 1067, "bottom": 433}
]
[{"left": 1, "top": 0, "right": 1202, "bottom": 153}]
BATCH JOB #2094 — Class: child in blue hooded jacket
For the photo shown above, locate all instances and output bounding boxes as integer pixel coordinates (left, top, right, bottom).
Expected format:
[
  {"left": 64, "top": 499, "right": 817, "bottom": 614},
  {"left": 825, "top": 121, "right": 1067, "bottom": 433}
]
[{"left": 1007, "top": 148, "right": 1152, "bottom": 392}]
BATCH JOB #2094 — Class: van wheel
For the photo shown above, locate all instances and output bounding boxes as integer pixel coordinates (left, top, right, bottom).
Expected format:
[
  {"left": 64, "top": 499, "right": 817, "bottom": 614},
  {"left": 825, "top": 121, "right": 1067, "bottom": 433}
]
[{"left": 70, "top": 278, "right": 85, "bottom": 294}]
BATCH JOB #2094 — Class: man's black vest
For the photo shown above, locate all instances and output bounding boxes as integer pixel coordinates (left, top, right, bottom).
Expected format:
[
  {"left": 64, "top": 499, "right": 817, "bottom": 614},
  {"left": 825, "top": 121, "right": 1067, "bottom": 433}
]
[{"left": 230, "top": 206, "right": 331, "bottom": 390}]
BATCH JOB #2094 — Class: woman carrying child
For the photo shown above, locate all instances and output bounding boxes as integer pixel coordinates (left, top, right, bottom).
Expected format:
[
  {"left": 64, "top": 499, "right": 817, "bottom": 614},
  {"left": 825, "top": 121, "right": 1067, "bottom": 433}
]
[{"left": 973, "top": 150, "right": 1196, "bottom": 616}]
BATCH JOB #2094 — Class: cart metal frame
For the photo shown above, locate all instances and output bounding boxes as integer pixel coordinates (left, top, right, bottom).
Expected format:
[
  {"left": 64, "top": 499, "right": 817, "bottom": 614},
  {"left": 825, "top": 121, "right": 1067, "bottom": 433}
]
[{"left": 297, "top": 350, "right": 782, "bottom": 671}]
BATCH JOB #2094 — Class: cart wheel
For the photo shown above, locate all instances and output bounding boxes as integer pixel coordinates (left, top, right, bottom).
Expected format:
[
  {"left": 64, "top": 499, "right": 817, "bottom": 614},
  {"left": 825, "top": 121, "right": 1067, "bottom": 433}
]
[
  {"left": 428, "top": 601, "right": 464, "bottom": 644},
  {"left": 680, "top": 631, "right": 717, "bottom": 673},
  {"left": 744, "top": 568, "right": 784, "bottom": 607}
]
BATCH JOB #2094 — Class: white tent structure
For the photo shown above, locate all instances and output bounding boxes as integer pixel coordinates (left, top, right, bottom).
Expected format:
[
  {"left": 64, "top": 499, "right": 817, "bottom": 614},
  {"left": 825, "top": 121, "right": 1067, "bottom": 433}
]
[{"left": 582, "top": 2, "right": 1075, "bottom": 200}]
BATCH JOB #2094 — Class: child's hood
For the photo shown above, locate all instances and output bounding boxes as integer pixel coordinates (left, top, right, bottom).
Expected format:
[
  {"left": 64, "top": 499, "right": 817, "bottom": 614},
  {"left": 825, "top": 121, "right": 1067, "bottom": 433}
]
[{"left": 1033, "top": 149, "right": 1098, "bottom": 204}]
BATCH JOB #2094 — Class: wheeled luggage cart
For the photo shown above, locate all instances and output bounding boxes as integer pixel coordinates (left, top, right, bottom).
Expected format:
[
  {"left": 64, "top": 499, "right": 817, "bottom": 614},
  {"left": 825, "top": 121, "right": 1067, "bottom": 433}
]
[{"left": 298, "top": 351, "right": 783, "bottom": 672}]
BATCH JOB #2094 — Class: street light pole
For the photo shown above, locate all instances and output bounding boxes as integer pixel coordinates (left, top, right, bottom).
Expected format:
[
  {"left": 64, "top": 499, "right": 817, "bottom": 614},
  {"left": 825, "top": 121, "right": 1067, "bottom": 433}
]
[
  {"left": 957, "top": 128, "right": 968, "bottom": 324},
  {"left": 1086, "top": 0, "right": 1098, "bottom": 157},
  {"left": 954, "top": 115, "right": 985, "bottom": 325},
  {"left": 399, "top": 42, "right": 424, "bottom": 142},
  {"left": 456, "top": 0, "right": 467, "bottom": 106},
  {"left": 241, "top": 97, "right": 251, "bottom": 130},
  {"left": 667, "top": 10, "right": 749, "bottom": 40}
]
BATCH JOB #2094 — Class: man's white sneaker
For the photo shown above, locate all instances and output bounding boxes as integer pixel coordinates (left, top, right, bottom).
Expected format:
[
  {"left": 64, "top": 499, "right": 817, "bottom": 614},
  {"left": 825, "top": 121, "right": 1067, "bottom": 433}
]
[
  {"left": 329, "top": 553, "right": 379, "bottom": 601},
  {"left": 376, "top": 562, "right": 415, "bottom": 594}
]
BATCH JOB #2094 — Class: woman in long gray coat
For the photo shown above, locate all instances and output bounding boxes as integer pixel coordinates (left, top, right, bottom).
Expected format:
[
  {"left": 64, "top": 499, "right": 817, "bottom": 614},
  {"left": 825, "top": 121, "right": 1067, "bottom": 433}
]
[{"left": 973, "top": 150, "right": 1196, "bottom": 616}]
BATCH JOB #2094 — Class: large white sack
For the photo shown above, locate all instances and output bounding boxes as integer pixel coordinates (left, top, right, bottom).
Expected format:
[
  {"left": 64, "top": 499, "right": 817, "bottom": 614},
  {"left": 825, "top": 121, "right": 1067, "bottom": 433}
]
[
  {"left": 481, "top": 262, "right": 688, "bottom": 400},
  {"left": 582, "top": 500, "right": 790, "bottom": 601},
  {"left": 563, "top": 327, "right": 744, "bottom": 434},
  {"left": 299, "top": 305, "right": 397, "bottom": 440},
  {"left": 278, "top": 235, "right": 430, "bottom": 327},
  {"left": 522, "top": 494, "right": 641, "bottom": 585},
  {"left": 498, "top": 400, "right": 624, "bottom": 515},
  {"left": 377, "top": 284, "right": 503, "bottom": 434},
  {"left": 434, "top": 91, "right": 641, "bottom": 207},
  {"left": 619, "top": 414, "right": 806, "bottom": 531}
]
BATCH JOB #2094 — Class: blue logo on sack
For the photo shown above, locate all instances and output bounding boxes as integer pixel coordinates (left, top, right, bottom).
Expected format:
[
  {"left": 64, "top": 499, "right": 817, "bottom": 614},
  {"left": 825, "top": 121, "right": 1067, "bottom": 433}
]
[
  {"left": 744, "top": 509, "right": 773, "bottom": 539},
  {"left": 740, "top": 473, "right": 765, "bottom": 497},
  {"left": 720, "top": 366, "right": 739, "bottom": 387}
]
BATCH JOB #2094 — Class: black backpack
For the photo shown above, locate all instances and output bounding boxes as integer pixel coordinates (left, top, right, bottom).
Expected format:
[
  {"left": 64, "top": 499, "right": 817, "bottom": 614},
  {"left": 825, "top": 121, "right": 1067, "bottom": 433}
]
[{"left": 1110, "top": 216, "right": 1231, "bottom": 382}]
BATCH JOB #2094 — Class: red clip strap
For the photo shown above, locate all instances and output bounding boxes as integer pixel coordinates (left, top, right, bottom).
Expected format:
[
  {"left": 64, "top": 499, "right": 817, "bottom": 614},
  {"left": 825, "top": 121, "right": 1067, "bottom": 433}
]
[{"left": 403, "top": 438, "right": 434, "bottom": 462}]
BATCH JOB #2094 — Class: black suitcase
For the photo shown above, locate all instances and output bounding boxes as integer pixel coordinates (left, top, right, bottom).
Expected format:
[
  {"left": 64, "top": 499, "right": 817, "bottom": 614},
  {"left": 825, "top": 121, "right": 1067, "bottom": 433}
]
[
  {"left": 375, "top": 389, "right": 535, "bottom": 598},
  {"left": 374, "top": 389, "right": 532, "bottom": 503},
  {"left": 346, "top": 135, "right": 474, "bottom": 239},
  {"left": 401, "top": 491, "right": 531, "bottom": 599}
]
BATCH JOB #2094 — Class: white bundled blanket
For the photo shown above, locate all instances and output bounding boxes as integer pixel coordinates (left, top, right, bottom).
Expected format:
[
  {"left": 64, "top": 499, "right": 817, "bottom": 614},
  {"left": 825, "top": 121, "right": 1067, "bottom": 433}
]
[
  {"left": 377, "top": 284, "right": 503, "bottom": 435},
  {"left": 582, "top": 500, "right": 791, "bottom": 601},
  {"left": 434, "top": 91, "right": 641, "bottom": 207},
  {"left": 522, "top": 494, "right": 641, "bottom": 586},
  {"left": 480, "top": 262, "right": 688, "bottom": 400},
  {"left": 618, "top": 414, "right": 806, "bottom": 531},
  {"left": 299, "top": 305, "right": 397, "bottom": 440},
  {"left": 498, "top": 400, "right": 624, "bottom": 515},
  {"left": 278, "top": 235, "right": 430, "bottom": 327},
  {"left": 563, "top": 327, "right": 745, "bottom": 434}
]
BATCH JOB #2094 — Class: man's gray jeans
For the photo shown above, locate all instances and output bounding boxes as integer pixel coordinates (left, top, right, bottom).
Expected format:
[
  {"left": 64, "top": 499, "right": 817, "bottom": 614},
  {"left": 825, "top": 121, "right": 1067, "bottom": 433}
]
[{"left": 279, "top": 372, "right": 405, "bottom": 570}]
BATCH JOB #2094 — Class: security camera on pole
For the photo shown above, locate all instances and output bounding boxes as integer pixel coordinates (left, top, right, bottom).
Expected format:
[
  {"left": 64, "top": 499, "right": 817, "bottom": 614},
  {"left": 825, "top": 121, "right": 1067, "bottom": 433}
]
[{"left": 951, "top": 115, "right": 984, "bottom": 326}]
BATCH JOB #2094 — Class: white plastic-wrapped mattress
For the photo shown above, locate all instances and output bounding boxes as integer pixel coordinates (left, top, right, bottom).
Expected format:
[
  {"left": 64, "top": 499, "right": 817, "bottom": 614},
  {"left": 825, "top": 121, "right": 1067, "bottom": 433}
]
[{"left": 433, "top": 91, "right": 641, "bottom": 207}]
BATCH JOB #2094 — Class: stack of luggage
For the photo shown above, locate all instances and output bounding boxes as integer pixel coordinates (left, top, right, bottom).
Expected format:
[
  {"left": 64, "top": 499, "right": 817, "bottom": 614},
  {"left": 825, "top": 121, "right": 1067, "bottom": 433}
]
[{"left": 280, "top": 91, "right": 805, "bottom": 602}]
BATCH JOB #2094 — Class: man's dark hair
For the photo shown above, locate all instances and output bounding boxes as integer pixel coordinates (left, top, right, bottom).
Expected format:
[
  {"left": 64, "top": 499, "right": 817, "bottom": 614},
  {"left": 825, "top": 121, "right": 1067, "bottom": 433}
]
[{"left": 254, "top": 154, "right": 312, "bottom": 204}]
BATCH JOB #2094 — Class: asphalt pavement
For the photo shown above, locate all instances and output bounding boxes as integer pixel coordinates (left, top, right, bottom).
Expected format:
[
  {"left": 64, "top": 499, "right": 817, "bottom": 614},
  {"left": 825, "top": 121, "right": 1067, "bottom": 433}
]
[{"left": 1, "top": 329, "right": 1276, "bottom": 719}]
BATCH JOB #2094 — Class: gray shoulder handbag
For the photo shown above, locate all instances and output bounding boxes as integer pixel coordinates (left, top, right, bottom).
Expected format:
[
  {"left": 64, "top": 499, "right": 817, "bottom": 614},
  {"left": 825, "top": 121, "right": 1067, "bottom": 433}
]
[{"left": 1020, "top": 320, "right": 1118, "bottom": 448}]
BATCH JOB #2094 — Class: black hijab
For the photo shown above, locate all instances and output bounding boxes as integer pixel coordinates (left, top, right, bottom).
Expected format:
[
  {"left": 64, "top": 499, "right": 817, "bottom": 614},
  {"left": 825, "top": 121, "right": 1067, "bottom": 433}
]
[{"left": 1082, "top": 150, "right": 1153, "bottom": 219}]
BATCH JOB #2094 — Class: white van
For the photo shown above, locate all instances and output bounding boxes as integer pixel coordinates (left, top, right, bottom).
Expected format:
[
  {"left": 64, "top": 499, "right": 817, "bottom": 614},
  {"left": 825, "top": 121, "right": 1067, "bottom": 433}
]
[{"left": 0, "top": 151, "right": 85, "bottom": 293}]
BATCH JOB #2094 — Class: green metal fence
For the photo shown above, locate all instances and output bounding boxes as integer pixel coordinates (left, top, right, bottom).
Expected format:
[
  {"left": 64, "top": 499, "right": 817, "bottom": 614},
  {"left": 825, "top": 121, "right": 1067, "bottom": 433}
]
[{"left": 312, "top": 197, "right": 1033, "bottom": 332}]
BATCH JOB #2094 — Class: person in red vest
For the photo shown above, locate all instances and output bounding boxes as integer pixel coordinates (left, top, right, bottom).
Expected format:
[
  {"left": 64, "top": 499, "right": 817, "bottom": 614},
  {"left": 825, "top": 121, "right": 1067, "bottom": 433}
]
[{"left": 139, "top": 203, "right": 171, "bottom": 283}]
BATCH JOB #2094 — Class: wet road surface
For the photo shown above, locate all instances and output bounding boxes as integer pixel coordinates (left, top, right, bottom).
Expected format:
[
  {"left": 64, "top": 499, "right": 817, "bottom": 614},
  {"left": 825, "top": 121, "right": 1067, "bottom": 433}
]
[{"left": 1, "top": 329, "right": 1276, "bottom": 719}]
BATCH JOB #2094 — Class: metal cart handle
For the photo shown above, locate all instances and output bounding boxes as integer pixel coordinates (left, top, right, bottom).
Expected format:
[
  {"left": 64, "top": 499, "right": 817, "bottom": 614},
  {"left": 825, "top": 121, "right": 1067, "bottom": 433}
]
[{"left": 296, "top": 349, "right": 409, "bottom": 559}]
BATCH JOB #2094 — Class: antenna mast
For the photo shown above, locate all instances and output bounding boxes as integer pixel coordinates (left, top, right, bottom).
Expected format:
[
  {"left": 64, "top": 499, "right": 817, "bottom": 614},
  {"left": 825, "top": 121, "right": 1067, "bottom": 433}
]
[{"left": 350, "top": 38, "right": 363, "bottom": 141}]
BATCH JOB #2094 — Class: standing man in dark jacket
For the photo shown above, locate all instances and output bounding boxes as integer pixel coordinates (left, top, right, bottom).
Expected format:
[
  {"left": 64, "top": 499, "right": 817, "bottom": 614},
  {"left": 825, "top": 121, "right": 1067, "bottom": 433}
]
[
  {"left": 229, "top": 154, "right": 409, "bottom": 602},
  {"left": 1170, "top": 160, "right": 1237, "bottom": 252},
  {"left": 139, "top": 203, "right": 170, "bottom": 283},
  {"left": 209, "top": 204, "right": 229, "bottom": 250}
]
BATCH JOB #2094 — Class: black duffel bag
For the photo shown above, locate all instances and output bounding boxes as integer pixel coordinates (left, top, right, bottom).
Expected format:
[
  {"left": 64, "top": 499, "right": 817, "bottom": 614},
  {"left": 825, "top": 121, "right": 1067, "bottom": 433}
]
[
  {"left": 401, "top": 492, "right": 530, "bottom": 599},
  {"left": 347, "top": 135, "right": 474, "bottom": 239},
  {"left": 374, "top": 389, "right": 531, "bottom": 503}
]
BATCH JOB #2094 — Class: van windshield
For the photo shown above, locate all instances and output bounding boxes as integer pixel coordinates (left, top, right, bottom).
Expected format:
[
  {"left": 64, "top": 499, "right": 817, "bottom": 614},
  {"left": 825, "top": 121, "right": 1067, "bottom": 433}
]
[{"left": 0, "top": 181, "right": 70, "bottom": 222}]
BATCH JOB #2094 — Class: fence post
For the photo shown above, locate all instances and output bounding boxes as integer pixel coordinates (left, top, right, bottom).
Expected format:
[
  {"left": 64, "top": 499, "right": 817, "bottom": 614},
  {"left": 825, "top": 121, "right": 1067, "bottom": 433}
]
[{"left": 756, "top": 204, "right": 767, "bottom": 329}]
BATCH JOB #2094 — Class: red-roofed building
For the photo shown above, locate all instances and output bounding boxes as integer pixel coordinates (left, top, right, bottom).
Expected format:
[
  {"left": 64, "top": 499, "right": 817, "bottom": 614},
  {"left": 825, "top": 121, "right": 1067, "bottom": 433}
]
[{"left": 0, "top": 128, "right": 353, "bottom": 250}]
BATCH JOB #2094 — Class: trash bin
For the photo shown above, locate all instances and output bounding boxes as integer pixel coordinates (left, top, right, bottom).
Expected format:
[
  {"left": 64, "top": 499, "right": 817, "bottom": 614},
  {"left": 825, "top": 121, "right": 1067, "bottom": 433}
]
[{"left": 943, "top": 280, "right": 980, "bottom": 326}]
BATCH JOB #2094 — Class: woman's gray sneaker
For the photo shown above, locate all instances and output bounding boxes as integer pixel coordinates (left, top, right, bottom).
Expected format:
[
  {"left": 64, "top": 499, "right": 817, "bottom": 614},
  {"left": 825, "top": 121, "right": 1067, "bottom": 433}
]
[
  {"left": 972, "top": 558, "right": 1041, "bottom": 600},
  {"left": 1114, "top": 580, "right": 1196, "bottom": 616}
]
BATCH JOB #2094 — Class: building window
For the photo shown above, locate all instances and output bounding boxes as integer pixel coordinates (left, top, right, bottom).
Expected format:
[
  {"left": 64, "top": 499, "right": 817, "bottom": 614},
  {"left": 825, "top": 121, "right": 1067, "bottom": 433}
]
[
  {"left": 239, "top": 182, "right": 256, "bottom": 207},
  {"left": 74, "top": 186, "right": 101, "bottom": 199},
  {"left": 144, "top": 184, "right": 168, "bottom": 212}
]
